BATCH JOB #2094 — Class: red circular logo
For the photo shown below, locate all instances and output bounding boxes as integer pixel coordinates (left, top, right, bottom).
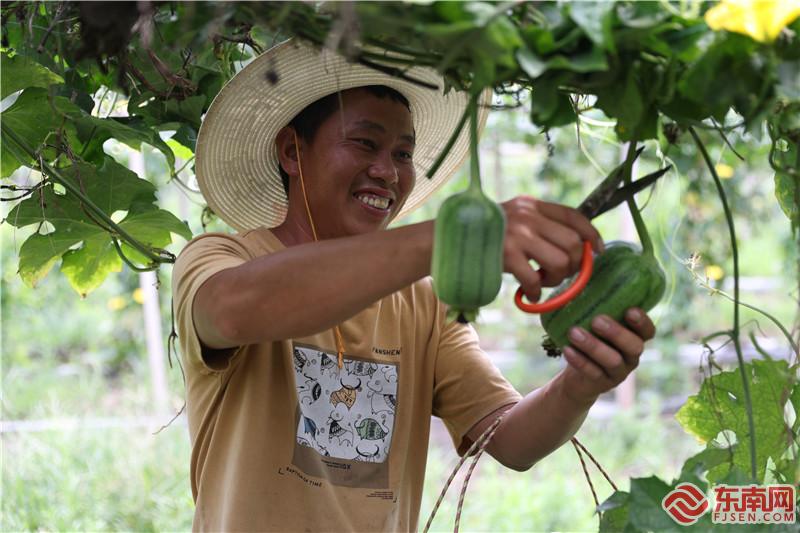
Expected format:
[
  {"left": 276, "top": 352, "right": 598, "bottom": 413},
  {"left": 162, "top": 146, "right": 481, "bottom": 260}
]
[{"left": 662, "top": 483, "right": 709, "bottom": 525}]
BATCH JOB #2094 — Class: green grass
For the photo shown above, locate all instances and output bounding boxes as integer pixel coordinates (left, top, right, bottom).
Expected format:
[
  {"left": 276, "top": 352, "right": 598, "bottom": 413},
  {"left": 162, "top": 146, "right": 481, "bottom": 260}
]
[
  {"left": 2, "top": 400, "right": 699, "bottom": 532},
  {"left": 421, "top": 402, "right": 701, "bottom": 532},
  {"left": 2, "top": 425, "right": 194, "bottom": 532}
]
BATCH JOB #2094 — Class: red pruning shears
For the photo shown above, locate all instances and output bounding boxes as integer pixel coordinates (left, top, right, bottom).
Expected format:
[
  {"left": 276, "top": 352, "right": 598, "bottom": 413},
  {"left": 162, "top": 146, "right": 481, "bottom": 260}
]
[{"left": 514, "top": 148, "right": 670, "bottom": 313}]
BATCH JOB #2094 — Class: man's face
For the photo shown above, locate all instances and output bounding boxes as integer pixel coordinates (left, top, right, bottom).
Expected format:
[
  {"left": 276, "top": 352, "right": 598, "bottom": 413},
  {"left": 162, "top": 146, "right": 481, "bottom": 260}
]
[{"left": 293, "top": 89, "right": 416, "bottom": 239}]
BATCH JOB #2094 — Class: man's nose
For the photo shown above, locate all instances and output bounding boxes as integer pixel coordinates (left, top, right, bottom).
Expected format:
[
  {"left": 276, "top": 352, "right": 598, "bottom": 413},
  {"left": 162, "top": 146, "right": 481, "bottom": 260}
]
[{"left": 367, "top": 150, "right": 399, "bottom": 185}]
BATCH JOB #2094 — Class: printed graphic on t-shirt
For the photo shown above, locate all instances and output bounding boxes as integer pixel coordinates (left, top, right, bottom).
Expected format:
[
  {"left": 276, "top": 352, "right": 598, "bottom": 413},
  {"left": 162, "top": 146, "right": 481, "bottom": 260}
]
[{"left": 293, "top": 345, "right": 398, "bottom": 464}]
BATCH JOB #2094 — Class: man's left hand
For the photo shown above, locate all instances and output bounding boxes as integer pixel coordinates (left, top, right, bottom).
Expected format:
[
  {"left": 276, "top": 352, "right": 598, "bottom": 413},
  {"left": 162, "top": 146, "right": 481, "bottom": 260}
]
[{"left": 558, "top": 307, "right": 656, "bottom": 405}]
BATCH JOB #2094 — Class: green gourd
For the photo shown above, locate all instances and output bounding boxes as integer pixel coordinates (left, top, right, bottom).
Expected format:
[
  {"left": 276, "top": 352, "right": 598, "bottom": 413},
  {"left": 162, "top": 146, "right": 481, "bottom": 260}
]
[
  {"left": 540, "top": 145, "right": 666, "bottom": 356},
  {"left": 431, "top": 96, "right": 506, "bottom": 323},
  {"left": 540, "top": 241, "right": 665, "bottom": 355}
]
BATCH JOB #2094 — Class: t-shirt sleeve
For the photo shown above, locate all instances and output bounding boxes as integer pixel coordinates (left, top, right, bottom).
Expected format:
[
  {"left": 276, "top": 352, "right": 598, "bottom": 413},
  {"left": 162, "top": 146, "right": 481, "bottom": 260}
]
[
  {"left": 431, "top": 312, "right": 523, "bottom": 456},
  {"left": 171, "top": 233, "right": 253, "bottom": 373}
]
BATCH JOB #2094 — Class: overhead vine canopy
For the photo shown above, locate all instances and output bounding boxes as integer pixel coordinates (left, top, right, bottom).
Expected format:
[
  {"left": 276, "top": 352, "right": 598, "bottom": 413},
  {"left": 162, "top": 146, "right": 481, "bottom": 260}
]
[{"left": 1, "top": 1, "right": 798, "bottom": 294}]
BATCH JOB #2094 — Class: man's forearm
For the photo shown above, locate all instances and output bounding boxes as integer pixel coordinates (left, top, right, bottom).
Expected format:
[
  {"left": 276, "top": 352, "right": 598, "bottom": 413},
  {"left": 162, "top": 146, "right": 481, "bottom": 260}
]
[
  {"left": 201, "top": 221, "right": 434, "bottom": 346},
  {"left": 490, "top": 370, "right": 597, "bottom": 471}
]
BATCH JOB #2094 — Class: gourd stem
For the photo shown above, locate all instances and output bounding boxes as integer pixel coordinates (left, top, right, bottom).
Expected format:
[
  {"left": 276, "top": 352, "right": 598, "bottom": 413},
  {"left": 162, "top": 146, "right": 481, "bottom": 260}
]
[
  {"left": 690, "top": 126, "right": 757, "bottom": 482},
  {"left": 426, "top": 95, "right": 472, "bottom": 180},
  {"left": 468, "top": 93, "right": 482, "bottom": 192},
  {"left": 622, "top": 142, "right": 654, "bottom": 257}
]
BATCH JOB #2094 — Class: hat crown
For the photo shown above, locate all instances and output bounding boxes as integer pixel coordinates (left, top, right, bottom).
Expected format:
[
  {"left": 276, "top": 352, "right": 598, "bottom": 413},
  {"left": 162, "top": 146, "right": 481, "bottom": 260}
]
[{"left": 196, "top": 39, "right": 490, "bottom": 231}]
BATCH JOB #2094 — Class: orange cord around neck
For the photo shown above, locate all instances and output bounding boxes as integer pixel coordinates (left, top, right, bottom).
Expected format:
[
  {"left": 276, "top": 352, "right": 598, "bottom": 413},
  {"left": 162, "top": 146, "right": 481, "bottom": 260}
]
[{"left": 293, "top": 131, "right": 346, "bottom": 369}]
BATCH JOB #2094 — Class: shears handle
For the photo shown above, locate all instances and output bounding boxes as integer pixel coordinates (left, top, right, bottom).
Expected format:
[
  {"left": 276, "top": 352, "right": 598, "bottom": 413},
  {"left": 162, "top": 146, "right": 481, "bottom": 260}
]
[{"left": 514, "top": 241, "right": 594, "bottom": 314}]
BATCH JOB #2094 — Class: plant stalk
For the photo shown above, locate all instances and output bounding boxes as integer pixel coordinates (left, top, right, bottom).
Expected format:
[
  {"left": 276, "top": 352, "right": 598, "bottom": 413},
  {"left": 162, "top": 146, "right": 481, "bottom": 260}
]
[
  {"left": 622, "top": 142, "right": 655, "bottom": 256},
  {"left": 690, "top": 126, "right": 757, "bottom": 481},
  {"left": 426, "top": 94, "right": 473, "bottom": 180},
  {"left": 468, "top": 94, "right": 482, "bottom": 192}
]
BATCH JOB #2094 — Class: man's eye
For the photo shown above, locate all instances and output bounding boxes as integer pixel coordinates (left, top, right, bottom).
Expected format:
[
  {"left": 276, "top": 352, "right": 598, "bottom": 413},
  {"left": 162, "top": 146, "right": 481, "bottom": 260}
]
[
  {"left": 396, "top": 151, "right": 413, "bottom": 161},
  {"left": 355, "top": 138, "right": 376, "bottom": 149}
]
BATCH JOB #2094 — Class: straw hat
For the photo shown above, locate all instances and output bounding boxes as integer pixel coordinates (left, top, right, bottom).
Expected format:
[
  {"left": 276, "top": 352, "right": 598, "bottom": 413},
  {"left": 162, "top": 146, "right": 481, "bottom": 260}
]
[{"left": 195, "top": 39, "right": 491, "bottom": 231}]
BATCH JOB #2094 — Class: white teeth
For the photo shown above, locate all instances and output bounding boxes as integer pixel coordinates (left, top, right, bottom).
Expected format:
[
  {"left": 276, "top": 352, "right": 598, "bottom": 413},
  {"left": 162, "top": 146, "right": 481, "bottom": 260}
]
[{"left": 356, "top": 193, "right": 390, "bottom": 210}]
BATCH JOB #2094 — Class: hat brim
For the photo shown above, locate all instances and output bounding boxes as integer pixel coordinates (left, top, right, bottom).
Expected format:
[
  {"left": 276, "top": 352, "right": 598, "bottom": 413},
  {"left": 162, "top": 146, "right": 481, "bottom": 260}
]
[{"left": 196, "top": 39, "right": 491, "bottom": 232}]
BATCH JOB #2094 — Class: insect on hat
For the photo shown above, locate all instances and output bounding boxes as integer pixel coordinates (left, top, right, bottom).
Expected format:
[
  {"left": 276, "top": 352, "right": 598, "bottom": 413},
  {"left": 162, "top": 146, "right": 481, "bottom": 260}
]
[{"left": 195, "top": 38, "right": 492, "bottom": 232}]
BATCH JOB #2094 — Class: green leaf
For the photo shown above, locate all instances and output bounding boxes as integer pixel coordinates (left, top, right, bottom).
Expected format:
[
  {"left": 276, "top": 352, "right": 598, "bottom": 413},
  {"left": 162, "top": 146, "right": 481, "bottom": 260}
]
[
  {"left": 163, "top": 95, "right": 207, "bottom": 130},
  {"left": 5, "top": 158, "right": 190, "bottom": 295},
  {"left": 75, "top": 115, "right": 176, "bottom": 171},
  {"left": 0, "top": 87, "right": 83, "bottom": 178},
  {"left": 677, "top": 446, "right": 734, "bottom": 488},
  {"left": 775, "top": 170, "right": 799, "bottom": 228},
  {"left": 678, "top": 34, "right": 771, "bottom": 126},
  {"left": 166, "top": 139, "right": 193, "bottom": 160},
  {"left": 518, "top": 46, "right": 608, "bottom": 78},
  {"left": 530, "top": 75, "right": 577, "bottom": 129},
  {"left": 171, "top": 124, "right": 198, "bottom": 153},
  {"left": 568, "top": 1, "right": 615, "bottom": 49},
  {"left": 628, "top": 476, "right": 685, "bottom": 532},
  {"left": 596, "top": 69, "right": 644, "bottom": 141},
  {"left": 675, "top": 360, "right": 794, "bottom": 483},
  {"left": 517, "top": 48, "right": 548, "bottom": 78},
  {"left": 59, "top": 230, "right": 124, "bottom": 294},
  {"left": 598, "top": 491, "right": 636, "bottom": 533},
  {"left": 0, "top": 53, "right": 64, "bottom": 99},
  {"left": 775, "top": 60, "right": 800, "bottom": 100},
  {"left": 118, "top": 206, "right": 192, "bottom": 265},
  {"left": 615, "top": 1, "right": 671, "bottom": 29}
]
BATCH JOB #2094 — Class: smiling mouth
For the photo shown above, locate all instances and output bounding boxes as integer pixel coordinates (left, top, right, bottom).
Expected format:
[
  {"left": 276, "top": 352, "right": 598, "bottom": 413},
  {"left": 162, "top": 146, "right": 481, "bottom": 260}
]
[{"left": 354, "top": 192, "right": 393, "bottom": 211}]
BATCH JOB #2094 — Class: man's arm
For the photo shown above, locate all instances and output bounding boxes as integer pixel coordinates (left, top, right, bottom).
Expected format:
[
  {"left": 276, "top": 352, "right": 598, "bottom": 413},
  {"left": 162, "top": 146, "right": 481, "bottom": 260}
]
[
  {"left": 194, "top": 196, "right": 603, "bottom": 350},
  {"left": 194, "top": 221, "right": 434, "bottom": 349},
  {"left": 466, "top": 308, "right": 657, "bottom": 471}
]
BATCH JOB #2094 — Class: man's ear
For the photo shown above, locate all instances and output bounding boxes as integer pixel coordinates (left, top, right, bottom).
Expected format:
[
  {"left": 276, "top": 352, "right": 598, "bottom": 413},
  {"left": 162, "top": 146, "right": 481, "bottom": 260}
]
[{"left": 275, "top": 126, "right": 300, "bottom": 176}]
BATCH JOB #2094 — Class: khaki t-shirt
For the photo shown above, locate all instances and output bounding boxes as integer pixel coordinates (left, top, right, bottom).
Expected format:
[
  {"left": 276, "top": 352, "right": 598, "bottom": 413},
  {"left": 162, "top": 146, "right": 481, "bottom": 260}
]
[{"left": 172, "top": 227, "right": 522, "bottom": 532}]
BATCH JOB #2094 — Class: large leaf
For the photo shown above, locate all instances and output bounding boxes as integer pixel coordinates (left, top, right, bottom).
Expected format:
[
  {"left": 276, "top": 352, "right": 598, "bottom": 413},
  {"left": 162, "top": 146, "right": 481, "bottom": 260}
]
[
  {"left": 628, "top": 476, "right": 683, "bottom": 532},
  {"left": 75, "top": 115, "right": 176, "bottom": 170},
  {"left": 597, "top": 491, "right": 634, "bottom": 533},
  {"left": 775, "top": 170, "right": 799, "bottom": 229},
  {"left": 568, "top": 1, "right": 615, "bottom": 50},
  {"left": 677, "top": 446, "right": 734, "bottom": 489},
  {"left": 595, "top": 68, "right": 644, "bottom": 140},
  {"left": 0, "top": 53, "right": 64, "bottom": 99},
  {"left": 0, "top": 88, "right": 83, "bottom": 178},
  {"left": 2, "top": 87, "right": 177, "bottom": 178},
  {"left": 5, "top": 158, "right": 191, "bottom": 295},
  {"left": 675, "top": 359, "right": 794, "bottom": 483}
]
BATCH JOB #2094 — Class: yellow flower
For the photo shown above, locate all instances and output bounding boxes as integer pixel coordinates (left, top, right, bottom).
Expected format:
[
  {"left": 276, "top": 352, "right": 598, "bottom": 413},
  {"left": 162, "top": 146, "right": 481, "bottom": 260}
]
[
  {"left": 705, "top": 264, "right": 725, "bottom": 280},
  {"left": 107, "top": 296, "right": 127, "bottom": 311},
  {"left": 715, "top": 163, "right": 735, "bottom": 179},
  {"left": 705, "top": 0, "right": 800, "bottom": 43},
  {"left": 132, "top": 288, "right": 145, "bottom": 304}
]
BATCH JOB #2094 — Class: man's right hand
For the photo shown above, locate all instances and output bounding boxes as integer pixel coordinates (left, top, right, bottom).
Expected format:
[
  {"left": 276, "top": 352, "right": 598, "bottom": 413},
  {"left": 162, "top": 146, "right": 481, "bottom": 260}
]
[{"left": 500, "top": 195, "right": 604, "bottom": 303}]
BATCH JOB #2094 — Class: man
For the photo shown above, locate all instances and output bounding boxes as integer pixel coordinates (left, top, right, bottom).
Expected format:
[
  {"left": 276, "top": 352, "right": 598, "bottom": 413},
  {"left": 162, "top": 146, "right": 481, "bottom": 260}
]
[{"left": 172, "top": 40, "right": 656, "bottom": 531}]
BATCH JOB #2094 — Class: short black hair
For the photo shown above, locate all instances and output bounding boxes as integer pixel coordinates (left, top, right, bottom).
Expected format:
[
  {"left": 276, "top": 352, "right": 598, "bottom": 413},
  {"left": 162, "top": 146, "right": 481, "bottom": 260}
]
[{"left": 278, "top": 85, "right": 411, "bottom": 197}]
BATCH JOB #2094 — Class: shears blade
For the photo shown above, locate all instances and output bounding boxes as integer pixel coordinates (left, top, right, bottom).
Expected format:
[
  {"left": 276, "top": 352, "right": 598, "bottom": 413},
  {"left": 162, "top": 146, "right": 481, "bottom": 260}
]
[{"left": 577, "top": 152, "right": 671, "bottom": 220}]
